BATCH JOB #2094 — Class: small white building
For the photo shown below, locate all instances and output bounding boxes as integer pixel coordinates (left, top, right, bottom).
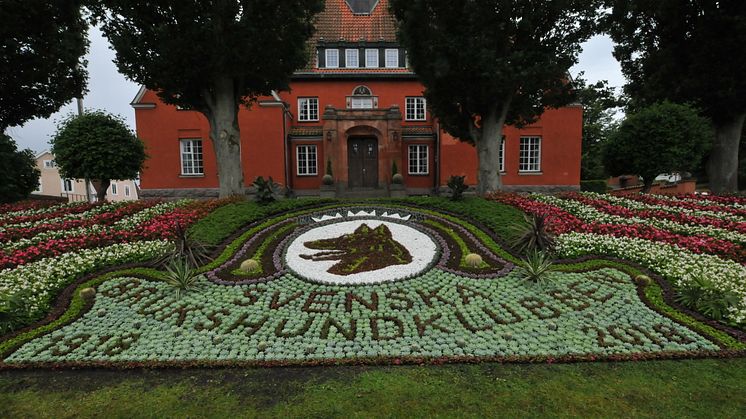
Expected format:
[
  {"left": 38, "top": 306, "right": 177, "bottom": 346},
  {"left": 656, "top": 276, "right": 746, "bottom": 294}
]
[{"left": 32, "top": 151, "right": 139, "bottom": 202}]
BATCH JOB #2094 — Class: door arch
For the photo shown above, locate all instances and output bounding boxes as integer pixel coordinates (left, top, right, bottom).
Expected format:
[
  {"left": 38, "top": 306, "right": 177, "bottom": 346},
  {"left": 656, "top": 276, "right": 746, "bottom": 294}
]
[{"left": 347, "top": 136, "right": 378, "bottom": 188}]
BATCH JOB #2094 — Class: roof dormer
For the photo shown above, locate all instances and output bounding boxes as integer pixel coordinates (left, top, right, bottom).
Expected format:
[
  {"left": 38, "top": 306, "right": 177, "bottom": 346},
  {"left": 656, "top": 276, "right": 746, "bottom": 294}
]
[{"left": 345, "top": 0, "right": 379, "bottom": 15}]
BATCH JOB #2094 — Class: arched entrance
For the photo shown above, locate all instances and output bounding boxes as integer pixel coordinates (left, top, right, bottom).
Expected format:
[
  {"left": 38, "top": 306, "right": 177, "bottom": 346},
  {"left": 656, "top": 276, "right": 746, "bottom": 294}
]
[{"left": 347, "top": 136, "right": 378, "bottom": 188}]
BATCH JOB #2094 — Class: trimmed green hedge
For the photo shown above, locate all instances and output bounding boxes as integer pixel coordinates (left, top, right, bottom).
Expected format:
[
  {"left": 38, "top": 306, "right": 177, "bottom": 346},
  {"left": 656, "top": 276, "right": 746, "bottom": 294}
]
[{"left": 580, "top": 180, "right": 609, "bottom": 194}]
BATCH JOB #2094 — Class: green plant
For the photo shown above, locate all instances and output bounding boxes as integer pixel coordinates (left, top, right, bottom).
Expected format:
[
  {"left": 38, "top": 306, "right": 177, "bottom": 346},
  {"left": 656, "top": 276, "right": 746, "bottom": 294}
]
[
  {"left": 447, "top": 176, "right": 468, "bottom": 201},
  {"left": 511, "top": 214, "right": 555, "bottom": 254},
  {"left": 326, "top": 159, "right": 333, "bottom": 177},
  {"left": 517, "top": 250, "right": 554, "bottom": 287},
  {"left": 675, "top": 275, "right": 740, "bottom": 322},
  {"left": 252, "top": 176, "right": 276, "bottom": 204},
  {"left": 158, "top": 222, "right": 213, "bottom": 268},
  {"left": 164, "top": 258, "right": 203, "bottom": 300},
  {"left": 580, "top": 180, "right": 608, "bottom": 194},
  {"left": 0, "top": 290, "right": 32, "bottom": 334}
]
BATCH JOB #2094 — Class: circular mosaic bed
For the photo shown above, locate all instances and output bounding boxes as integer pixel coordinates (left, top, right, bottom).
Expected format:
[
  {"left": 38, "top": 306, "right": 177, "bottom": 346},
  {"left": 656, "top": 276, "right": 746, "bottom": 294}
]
[{"left": 1, "top": 204, "right": 743, "bottom": 368}]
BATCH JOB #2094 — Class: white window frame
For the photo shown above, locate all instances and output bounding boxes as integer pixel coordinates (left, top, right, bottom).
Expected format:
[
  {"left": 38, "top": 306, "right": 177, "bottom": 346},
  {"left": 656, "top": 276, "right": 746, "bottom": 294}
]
[
  {"left": 61, "top": 178, "right": 74, "bottom": 193},
  {"left": 350, "top": 97, "right": 374, "bottom": 109},
  {"left": 408, "top": 144, "right": 429, "bottom": 175},
  {"left": 325, "top": 49, "right": 339, "bottom": 68},
  {"left": 519, "top": 136, "right": 542, "bottom": 173},
  {"left": 125, "top": 185, "right": 131, "bottom": 197},
  {"left": 365, "top": 48, "right": 379, "bottom": 68},
  {"left": 180, "top": 138, "right": 204, "bottom": 176},
  {"left": 298, "top": 97, "right": 319, "bottom": 121},
  {"left": 385, "top": 49, "right": 399, "bottom": 68},
  {"left": 499, "top": 136, "right": 506, "bottom": 172},
  {"left": 345, "top": 49, "right": 359, "bottom": 68},
  {"left": 110, "top": 182, "right": 118, "bottom": 195},
  {"left": 296, "top": 145, "right": 318, "bottom": 176},
  {"left": 43, "top": 159, "right": 56, "bottom": 169},
  {"left": 405, "top": 97, "right": 426, "bottom": 121}
]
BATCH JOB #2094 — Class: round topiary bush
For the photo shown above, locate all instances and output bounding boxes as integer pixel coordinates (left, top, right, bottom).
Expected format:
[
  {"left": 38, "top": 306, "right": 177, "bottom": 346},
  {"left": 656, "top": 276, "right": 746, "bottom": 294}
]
[
  {"left": 239, "top": 259, "right": 260, "bottom": 273},
  {"left": 464, "top": 253, "right": 483, "bottom": 268}
]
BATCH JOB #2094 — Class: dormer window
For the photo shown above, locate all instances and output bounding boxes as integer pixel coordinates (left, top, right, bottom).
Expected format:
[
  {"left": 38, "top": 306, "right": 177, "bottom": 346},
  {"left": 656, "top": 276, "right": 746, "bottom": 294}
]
[
  {"left": 385, "top": 49, "right": 399, "bottom": 68},
  {"left": 325, "top": 49, "right": 339, "bottom": 68},
  {"left": 345, "top": 0, "right": 379, "bottom": 15}
]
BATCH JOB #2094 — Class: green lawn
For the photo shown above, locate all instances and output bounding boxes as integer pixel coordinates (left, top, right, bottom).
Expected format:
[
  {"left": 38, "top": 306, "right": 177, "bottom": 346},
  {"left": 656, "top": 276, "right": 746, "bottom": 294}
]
[{"left": 1, "top": 359, "right": 745, "bottom": 418}]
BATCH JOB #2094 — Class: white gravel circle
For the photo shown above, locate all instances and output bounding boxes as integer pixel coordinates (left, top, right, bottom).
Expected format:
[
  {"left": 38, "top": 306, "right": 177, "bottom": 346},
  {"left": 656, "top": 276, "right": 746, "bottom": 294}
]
[{"left": 285, "top": 219, "right": 438, "bottom": 285}]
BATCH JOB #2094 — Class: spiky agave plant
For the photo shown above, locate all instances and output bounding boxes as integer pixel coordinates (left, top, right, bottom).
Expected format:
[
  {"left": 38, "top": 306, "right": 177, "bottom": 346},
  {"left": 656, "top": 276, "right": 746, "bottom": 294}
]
[
  {"left": 164, "top": 258, "right": 203, "bottom": 300},
  {"left": 511, "top": 213, "right": 555, "bottom": 255},
  {"left": 157, "top": 222, "right": 213, "bottom": 269},
  {"left": 517, "top": 250, "right": 554, "bottom": 288}
]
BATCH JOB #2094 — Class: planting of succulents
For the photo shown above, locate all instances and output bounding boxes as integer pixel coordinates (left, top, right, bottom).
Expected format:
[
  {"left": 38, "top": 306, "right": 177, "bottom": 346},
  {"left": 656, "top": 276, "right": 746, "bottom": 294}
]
[{"left": 1, "top": 196, "right": 743, "bottom": 369}]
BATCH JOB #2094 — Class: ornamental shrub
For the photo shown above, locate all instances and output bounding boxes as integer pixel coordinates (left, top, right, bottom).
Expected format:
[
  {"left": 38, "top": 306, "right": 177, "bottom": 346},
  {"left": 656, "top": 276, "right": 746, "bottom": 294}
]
[
  {"left": 447, "top": 175, "right": 468, "bottom": 201},
  {"left": 517, "top": 250, "right": 554, "bottom": 287},
  {"left": 252, "top": 176, "right": 276, "bottom": 204},
  {"left": 675, "top": 274, "right": 740, "bottom": 322},
  {"left": 163, "top": 258, "right": 203, "bottom": 300},
  {"left": 0, "top": 290, "right": 33, "bottom": 334},
  {"left": 511, "top": 214, "right": 555, "bottom": 255},
  {"left": 580, "top": 180, "right": 608, "bottom": 194},
  {"left": 0, "top": 134, "right": 40, "bottom": 203}
]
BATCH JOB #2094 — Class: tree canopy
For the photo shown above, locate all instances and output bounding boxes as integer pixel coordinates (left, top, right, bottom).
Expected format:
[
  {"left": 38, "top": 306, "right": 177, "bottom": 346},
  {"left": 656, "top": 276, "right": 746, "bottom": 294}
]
[
  {"left": 574, "top": 75, "right": 624, "bottom": 180},
  {"left": 51, "top": 110, "right": 145, "bottom": 201},
  {"left": 603, "top": 102, "right": 713, "bottom": 192},
  {"left": 0, "top": 134, "right": 41, "bottom": 203},
  {"left": 89, "top": 0, "right": 323, "bottom": 197},
  {"left": 390, "top": 0, "right": 600, "bottom": 194},
  {"left": 605, "top": 1, "right": 746, "bottom": 193},
  {"left": 0, "top": 0, "right": 88, "bottom": 130}
]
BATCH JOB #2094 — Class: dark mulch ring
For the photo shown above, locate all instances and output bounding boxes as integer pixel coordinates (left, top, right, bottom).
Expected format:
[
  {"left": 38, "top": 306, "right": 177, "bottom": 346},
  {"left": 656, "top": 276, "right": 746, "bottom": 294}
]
[{"left": 1, "top": 204, "right": 744, "bottom": 369}]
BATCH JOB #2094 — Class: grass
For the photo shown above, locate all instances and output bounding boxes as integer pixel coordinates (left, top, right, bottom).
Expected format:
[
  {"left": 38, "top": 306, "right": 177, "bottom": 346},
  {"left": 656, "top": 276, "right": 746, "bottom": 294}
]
[{"left": 1, "top": 359, "right": 745, "bottom": 418}]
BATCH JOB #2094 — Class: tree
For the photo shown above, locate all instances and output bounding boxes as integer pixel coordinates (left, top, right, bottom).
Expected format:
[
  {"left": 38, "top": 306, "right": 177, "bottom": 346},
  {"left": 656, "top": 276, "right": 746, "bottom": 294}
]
[
  {"left": 605, "top": 1, "right": 746, "bottom": 193},
  {"left": 51, "top": 111, "right": 146, "bottom": 201},
  {"left": 0, "top": 134, "right": 41, "bottom": 203},
  {"left": 602, "top": 102, "right": 712, "bottom": 193},
  {"left": 0, "top": 0, "right": 88, "bottom": 130},
  {"left": 390, "top": 0, "right": 600, "bottom": 195},
  {"left": 89, "top": 1, "right": 323, "bottom": 197},
  {"left": 574, "top": 75, "right": 624, "bottom": 180}
]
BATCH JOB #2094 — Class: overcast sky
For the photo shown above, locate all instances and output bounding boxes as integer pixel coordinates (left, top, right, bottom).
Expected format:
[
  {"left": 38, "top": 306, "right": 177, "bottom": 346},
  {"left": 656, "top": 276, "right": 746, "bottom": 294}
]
[{"left": 5, "top": 29, "right": 626, "bottom": 154}]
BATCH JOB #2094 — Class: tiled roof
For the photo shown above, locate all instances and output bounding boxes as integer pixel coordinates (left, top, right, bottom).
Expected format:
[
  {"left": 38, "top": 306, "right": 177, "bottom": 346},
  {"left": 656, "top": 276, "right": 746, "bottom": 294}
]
[
  {"left": 289, "top": 127, "right": 324, "bottom": 137},
  {"left": 402, "top": 126, "right": 434, "bottom": 136},
  {"left": 301, "top": 67, "right": 414, "bottom": 74},
  {"left": 298, "top": 0, "right": 399, "bottom": 73}
]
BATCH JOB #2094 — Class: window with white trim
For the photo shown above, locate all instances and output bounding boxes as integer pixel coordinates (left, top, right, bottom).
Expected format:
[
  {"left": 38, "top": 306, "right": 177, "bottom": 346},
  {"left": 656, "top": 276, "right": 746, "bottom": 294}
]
[
  {"left": 296, "top": 145, "right": 318, "bottom": 176},
  {"left": 298, "top": 97, "right": 319, "bottom": 121},
  {"left": 499, "top": 136, "right": 506, "bottom": 172},
  {"left": 365, "top": 48, "right": 379, "bottom": 67},
  {"left": 345, "top": 49, "right": 359, "bottom": 68},
  {"left": 111, "top": 183, "right": 118, "bottom": 195},
  {"left": 325, "top": 49, "right": 339, "bottom": 68},
  {"left": 519, "top": 136, "right": 541, "bottom": 172},
  {"left": 43, "top": 159, "right": 56, "bottom": 169},
  {"left": 385, "top": 49, "right": 399, "bottom": 68},
  {"left": 350, "top": 97, "right": 374, "bottom": 109},
  {"left": 180, "top": 139, "right": 204, "bottom": 175},
  {"left": 125, "top": 185, "right": 131, "bottom": 197},
  {"left": 408, "top": 144, "right": 429, "bottom": 175},
  {"left": 405, "top": 97, "right": 426, "bottom": 121},
  {"left": 61, "top": 178, "right": 74, "bottom": 193}
]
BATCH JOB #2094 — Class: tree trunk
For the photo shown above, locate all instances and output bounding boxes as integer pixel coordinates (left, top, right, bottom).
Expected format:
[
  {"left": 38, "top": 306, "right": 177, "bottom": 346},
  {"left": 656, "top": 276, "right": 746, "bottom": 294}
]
[
  {"left": 472, "top": 99, "right": 511, "bottom": 196},
  {"left": 95, "top": 178, "right": 111, "bottom": 202},
  {"left": 707, "top": 112, "right": 745, "bottom": 194},
  {"left": 202, "top": 77, "right": 245, "bottom": 198},
  {"left": 641, "top": 177, "right": 653, "bottom": 193}
]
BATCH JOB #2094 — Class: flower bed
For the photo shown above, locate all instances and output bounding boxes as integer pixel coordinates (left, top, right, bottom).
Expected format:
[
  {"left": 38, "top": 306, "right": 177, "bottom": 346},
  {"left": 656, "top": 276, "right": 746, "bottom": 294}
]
[
  {"left": 490, "top": 193, "right": 746, "bottom": 326},
  {"left": 1, "top": 202, "right": 741, "bottom": 368}
]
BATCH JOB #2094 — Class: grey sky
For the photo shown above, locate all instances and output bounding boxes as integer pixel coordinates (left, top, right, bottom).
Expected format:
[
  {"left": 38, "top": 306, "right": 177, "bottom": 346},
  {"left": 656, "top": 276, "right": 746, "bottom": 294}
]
[{"left": 5, "top": 29, "right": 625, "bottom": 154}]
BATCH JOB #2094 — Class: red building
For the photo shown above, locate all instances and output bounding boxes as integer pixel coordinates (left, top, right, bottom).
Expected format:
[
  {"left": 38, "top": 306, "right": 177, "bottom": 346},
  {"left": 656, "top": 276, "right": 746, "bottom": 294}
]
[{"left": 132, "top": 0, "right": 582, "bottom": 198}]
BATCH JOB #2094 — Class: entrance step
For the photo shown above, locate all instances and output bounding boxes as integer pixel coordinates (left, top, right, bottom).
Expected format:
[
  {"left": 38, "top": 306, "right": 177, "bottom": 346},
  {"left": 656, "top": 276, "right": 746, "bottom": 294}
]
[{"left": 339, "top": 188, "right": 389, "bottom": 199}]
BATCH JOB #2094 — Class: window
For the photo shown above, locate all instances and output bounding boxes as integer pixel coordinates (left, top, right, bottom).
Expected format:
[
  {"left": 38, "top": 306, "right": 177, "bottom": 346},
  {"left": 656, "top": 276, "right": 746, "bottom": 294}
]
[
  {"left": 61, "top": 178, "right": 74, "bottom": 193},
  {"left": 405, "top": 97, "right": 426, "bottom": 121},
  {"left": 365, "top": 48, "right": 379, "bottom": 67},
  {"left": 345, "top": 49, "right": 359, "bottom": 68},
  {"left": 385, "top": 49, "right": 399, "bottom": 68},
  {"left": 180, "top": 139, "right": 204, "bottom": 175},
  {"left": 325, "top": 49, "right": 339, "bottom": 68},
  {"left": 298, "top": 97, "right": 319, "bottom": 121},
  {"left": 350, "top": 97, "right": 374, "bottom": 109},
  {"left": 43, "top": 159, "right": 56, "bottom": 169},
  {"left": 125, "top": 185, "right": 131, "bottom": 197},
  {"left": 499, "top": 136, "right": 506, "bottom": 172},
  {"left": 408, "top": 145, "right": 429, "bottom": 175},
  {"left": 111, "top": 183, "right": 118, "bottom": 195},
  {"left": 519, "top": 136, "right": 541, "bottom": 172},
  {"left": 296, "top": 145, "right": 318, "bottom": 176}
]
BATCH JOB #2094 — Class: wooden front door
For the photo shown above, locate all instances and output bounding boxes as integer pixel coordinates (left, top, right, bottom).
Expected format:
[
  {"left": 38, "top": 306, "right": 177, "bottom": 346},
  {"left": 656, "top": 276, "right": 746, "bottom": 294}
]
[{"left": 347, "top": 137, "right": 378, "bottom": 188}]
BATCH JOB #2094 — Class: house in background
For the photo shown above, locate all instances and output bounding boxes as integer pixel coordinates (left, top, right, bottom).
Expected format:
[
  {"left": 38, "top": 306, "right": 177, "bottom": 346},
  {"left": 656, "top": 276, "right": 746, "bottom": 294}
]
[
  {"left": 32, "top": 151, "right": 139, "bottom": 202},
  {"left": 133, "top": 0, "right": 582, "bottom": 198}
]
